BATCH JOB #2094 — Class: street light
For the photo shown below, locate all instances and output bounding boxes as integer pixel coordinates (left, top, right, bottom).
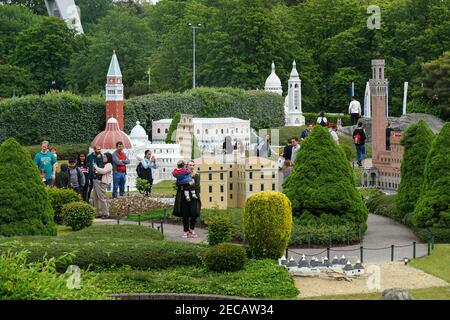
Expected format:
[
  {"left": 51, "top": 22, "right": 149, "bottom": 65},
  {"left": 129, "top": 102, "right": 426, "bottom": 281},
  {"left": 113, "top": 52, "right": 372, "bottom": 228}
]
[
  {"left": 187, "top": 22, "right": 202, "bottom": 89},
  {"left": 147, "top": 68, "right": 151, "bottom": 92}
]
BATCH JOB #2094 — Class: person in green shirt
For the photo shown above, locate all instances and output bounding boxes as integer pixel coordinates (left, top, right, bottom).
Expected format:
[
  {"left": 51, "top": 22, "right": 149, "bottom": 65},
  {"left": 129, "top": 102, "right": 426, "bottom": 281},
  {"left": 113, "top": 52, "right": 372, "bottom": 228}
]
[{"left": 34, "top": 140, "right": 57, "bottom": 186}]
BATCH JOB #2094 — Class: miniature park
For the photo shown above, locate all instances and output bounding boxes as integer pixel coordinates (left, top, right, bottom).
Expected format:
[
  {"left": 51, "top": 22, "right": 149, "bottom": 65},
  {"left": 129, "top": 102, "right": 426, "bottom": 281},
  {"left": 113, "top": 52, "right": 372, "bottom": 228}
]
[{"left": 0, "top": 0, "right": 449, "bottom": 301}]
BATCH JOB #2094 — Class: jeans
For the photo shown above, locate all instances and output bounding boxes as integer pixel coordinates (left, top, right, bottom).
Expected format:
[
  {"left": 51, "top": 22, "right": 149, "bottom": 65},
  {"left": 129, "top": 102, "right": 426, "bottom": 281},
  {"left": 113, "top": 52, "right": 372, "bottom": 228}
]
[
  {"left": 112, "top": 172, "right": 126, "bottom": 198},
  {"left": 356, "top": 144, "right": 366, "bottom": 162}
]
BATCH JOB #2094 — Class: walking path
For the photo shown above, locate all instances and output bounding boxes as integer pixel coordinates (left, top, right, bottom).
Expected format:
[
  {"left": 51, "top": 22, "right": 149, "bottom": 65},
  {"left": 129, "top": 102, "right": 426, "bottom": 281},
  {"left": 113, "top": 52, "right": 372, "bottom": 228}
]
[{"left": 94, "top": 214, "right": 427, "bottom": 263}]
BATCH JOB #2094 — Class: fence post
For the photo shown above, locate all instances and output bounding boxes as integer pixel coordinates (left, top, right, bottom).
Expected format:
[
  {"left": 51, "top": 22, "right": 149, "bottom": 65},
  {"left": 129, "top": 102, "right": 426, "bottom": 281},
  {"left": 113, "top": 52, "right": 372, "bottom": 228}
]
[
  {"left": 327, "top": 247, "right": 330, "bottom": 260},
  {"left": 286, "top": 248, "right": 289, "bottom": 259},
  {"left": 160, "top": 220, "right": 164, "bottom": 235},
  {"left": 391, "top": 245, "right": 395, "bottom": 262},
  {"left": 360, "top": 246, "right": 364, "bottom": 263},
  {"left": 347, "top": 232, "right": 350, "bottom": 246},
  {"left": 428, "top": 240, "right": 431, "bottom": 256},
  {"left": 127, "top": 185, "right": 130, "bottom": 196},
  {"left": 127, "top": 204, "right": 130, "bottom": 219},
  {"left": 117, "top": 214, "right": 120, "bottom": 225},
  {"left": 138, "top": 214, "right": 141, "bottom": 226},
  {"left": 413, "top": 241, "right": 416, "bottom": 259},
  {"left": 151, "top": 221, "right": 154, "bottom": 229}
]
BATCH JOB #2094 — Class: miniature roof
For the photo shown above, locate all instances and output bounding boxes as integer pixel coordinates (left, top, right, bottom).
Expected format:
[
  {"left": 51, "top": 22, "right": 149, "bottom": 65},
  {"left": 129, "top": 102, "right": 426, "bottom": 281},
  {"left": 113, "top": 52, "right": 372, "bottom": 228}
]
[{"left": 107, "top": 51, "right": 122, "bottom": 77}]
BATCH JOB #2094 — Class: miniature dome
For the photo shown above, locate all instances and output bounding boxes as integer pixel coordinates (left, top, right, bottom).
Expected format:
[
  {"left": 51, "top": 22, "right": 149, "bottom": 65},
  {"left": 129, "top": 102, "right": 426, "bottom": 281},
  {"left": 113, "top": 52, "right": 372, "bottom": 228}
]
[
  {"left": 264, "top": 62, "right": 282, "bottom": 95},
  {"left": 339, "top": 255, "right": 348, "bottom": 265},
  {"left": 323, "top": 257, "right": 332, "bottom": 268},
  {"left": 129, "top": 121, "right": 148, "bottom": 139},
  {"left": 91, "top": 117, "right": 132, "bottom": 149},
  {"left": 331, "top": 256, "right": 339, "bottom": 265},
  {"left": 298, "top": 257, "right": 310, "bottom": 268},
  {"left": 354, "top": 260, "right": 364, "bottom": 270},
  {"left": 343, "top": 261, "right": 354, "bottom": 271},
  {"left": 287, "top": 257, "right": 297, "bottom": 267}
]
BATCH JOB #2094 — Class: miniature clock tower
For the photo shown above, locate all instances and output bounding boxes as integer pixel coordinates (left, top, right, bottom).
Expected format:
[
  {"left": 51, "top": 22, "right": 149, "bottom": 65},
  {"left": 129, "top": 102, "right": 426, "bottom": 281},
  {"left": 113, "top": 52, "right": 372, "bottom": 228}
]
[{"left": 105, "top": 51, "right": 124, "bottom": 130}]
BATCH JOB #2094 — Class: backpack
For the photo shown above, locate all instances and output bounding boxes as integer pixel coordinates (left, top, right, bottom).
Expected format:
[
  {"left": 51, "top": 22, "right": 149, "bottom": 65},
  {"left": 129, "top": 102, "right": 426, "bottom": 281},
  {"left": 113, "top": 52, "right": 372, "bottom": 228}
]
[
  {"left": 136, "top": 162, "right": 145, "bottom": 179},
  {"left": 319, "top": 117, "right": 327, "bottom": 127},
  {"left": 354, "top": 132, "right": 362, "bottom": 145}
]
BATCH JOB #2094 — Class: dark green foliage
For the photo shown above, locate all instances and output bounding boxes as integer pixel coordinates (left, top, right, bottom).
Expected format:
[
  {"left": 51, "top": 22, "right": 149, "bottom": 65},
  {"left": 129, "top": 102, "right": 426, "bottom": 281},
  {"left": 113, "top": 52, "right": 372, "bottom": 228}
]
[
  {"left": 243, "top": 191, "right": 292, "bottom": 259},
  {"left": 413, "top": 227, "right": 450, "bottom": 243},
  {"left": 46, "top": 187, "right": 82, "bottom": 224},
  {"left": 165, "top": 112, "right": 181, "bottom": 143},
  {"left": 0, "top": 225, "right": 206, "bottom": 271},
  {"left": 303, "top": 113, "right": 352, "bottom": 127},
  {"left": 0, "top": 138, "right": 56, "bottom": 236},
  {"left": 413, "top": 123, "right": 450, "bottom": 228},
  {"left": 397, "top": 120, "right": 434, "bottom": 214},
  {"left": 207, "top": 215, "right": 233, "bottom": 246},
  {"left": 25, "top": 144, "right": 90, "bottom": 161},
  {"left": 62, "top": 202, "right": 95, "bottom": 231},
  {"left": 0, "top": 92, "right": 104, "bottom": 145},
  {"left": 0, "top": 64, "right": 36, "bottom": 97},
  {"left": 0, "top": 250, "right": 108, "bottom": 300},
  {"left": 340, "top": 143, "right": 352, "bottom": 161},
  {"left": 203, "top": 243, "right": 247, "bottom": 272},
  {"left": 283, "top": 126, "right": 368, "bottom": 232}
]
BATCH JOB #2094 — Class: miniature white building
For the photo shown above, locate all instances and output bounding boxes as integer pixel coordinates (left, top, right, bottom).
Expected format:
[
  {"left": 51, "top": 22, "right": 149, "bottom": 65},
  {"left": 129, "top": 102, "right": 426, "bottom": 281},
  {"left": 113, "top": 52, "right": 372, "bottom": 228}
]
[
  {"left": 152, "top": 117, "right": 251, "bottom": 155},
  {"left": 264, "top": 62, "right": 283, "bottom": 95},
  {"left": 284, "top": 61, "right": 305, "bottom": 126}
]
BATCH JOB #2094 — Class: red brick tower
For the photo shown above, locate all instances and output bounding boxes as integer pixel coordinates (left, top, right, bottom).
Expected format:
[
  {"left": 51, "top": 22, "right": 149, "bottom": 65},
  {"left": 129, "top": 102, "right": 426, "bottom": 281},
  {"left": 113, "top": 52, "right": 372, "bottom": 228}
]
[
  {"left": 105, "top": 50, "right": 124, "bottom": 130},
  {"left": 370, "top": 59, "right": 387, "bottom": 158}
]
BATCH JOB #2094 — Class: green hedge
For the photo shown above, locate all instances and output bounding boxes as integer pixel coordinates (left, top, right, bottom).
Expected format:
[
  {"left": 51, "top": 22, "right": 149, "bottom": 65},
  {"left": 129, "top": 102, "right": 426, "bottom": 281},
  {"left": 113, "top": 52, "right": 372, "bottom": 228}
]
[
  {"left": 0, "top": 225, "right": 206, "bottom": 271},
  {"left": 0, "top": 88, "right": 284, "bottom": 145},
  {"left": 0, "top": 92, "right": 104, "bottom": 145},
  {"left": 366, "top": 194, "right": 405, "bottom": 223},
  {"left": 26, "top": 144, "right": 90, "bottom": 160}
]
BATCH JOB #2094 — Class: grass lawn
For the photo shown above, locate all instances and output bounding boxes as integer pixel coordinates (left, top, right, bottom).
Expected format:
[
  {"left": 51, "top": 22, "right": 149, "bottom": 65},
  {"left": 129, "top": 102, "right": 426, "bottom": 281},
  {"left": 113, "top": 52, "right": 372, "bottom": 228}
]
[
  {"left": 302, "top": 245, "right": 450, "bottom": 300},
  {"left": 56, "top": 225, "right": 73, "bottom": 236},
  {"left": 151, "top": 180, "right": 177, "bottom": 197},
  {"left": 94, "top": 259, "right": 299, "bottom": 299}
]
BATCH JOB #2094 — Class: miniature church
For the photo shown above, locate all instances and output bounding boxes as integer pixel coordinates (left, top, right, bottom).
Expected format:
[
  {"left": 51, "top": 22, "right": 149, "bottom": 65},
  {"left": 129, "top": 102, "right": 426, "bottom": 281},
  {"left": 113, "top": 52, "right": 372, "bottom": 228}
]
[{"left": 264, "top": 61, "right": 305, "bottom": 126}]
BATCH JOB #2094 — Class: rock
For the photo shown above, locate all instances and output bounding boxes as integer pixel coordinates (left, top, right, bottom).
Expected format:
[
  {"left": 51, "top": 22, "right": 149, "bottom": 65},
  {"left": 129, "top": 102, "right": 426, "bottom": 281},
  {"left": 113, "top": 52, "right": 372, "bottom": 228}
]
[{"left": 381, "top": 288, "right": 415, "bottom": 300}]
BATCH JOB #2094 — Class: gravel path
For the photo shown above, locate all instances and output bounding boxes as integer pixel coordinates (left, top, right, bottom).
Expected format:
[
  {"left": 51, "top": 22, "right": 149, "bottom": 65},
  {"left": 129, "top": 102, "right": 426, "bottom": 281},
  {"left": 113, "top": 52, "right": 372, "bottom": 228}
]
[{"left": 295, "top": 262, "right": 448, "bottom": 298}]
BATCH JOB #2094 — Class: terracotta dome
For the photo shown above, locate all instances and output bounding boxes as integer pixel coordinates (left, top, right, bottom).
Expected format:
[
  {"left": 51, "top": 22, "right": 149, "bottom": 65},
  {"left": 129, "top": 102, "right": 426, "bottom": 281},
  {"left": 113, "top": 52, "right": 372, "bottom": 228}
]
[{"left": 91, "top": 117, "right": 132, "bottom": 149}]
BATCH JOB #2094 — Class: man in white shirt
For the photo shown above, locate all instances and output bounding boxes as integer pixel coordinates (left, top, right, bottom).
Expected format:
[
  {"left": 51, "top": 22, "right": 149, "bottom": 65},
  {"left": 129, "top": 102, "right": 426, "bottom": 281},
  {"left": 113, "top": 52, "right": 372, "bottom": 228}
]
[
  {"left": 291, "top": 137, "right": 300, "bottom": 165},
  {"left": 348, "top": 96, "right": 361, "bottom": 126}
]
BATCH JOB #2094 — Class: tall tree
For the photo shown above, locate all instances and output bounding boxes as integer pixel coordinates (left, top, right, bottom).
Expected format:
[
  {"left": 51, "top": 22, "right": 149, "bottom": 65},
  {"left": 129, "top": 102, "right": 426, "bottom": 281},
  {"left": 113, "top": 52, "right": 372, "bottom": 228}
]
[
  {"left": 14, "top": 16, "right": 77, "bottom": 93},
  {"left": 0, "top": 64, "right": 37, "bottom": 97}
]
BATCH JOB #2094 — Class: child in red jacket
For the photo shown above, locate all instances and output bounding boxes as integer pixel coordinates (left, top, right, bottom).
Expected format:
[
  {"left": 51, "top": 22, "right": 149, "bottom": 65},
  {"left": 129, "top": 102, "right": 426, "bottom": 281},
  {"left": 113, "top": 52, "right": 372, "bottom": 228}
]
[{"left": 172, "top": 160, "right": 198, "bottom": 202}]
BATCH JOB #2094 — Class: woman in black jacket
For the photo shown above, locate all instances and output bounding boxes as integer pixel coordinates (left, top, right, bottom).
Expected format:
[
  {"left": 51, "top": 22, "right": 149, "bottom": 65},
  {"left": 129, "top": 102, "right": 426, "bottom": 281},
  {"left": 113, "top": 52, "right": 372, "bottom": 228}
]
[
  {"left": 172, "top": 160, "right": 201, "bottom": 238},
  {"left": 77, "top": 153, "right": 90, "bottom": 202}
]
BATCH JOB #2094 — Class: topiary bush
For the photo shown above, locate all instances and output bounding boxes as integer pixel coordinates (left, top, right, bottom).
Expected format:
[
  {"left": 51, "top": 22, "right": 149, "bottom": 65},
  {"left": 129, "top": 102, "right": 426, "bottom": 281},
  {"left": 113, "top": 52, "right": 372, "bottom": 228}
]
[
  {"left": 396, "top": 120, "right": 434, "bottom": 215},
  {"left": 283, "top": 126, "right": 368, "bottom": 233},
  {"left": 62, "top": 202, "right": 95, "bottom": 231},
  {"left": 243, "top": 191, "right": 292, "bottom": 259},
  {"left": 202, "top": 243, "right": 247, "bottom": 272},
  {"left": 46, "top": 187, "right": 82, "bottom": 224},
  {"left": 413, "top": 123, "right": 450, "bottom": 228},
  {"left": 207, "top": 215, "right": 233, "bottom": 246},
  {"left": 0, "top": 138, "right": 56, "bottom": 236}
]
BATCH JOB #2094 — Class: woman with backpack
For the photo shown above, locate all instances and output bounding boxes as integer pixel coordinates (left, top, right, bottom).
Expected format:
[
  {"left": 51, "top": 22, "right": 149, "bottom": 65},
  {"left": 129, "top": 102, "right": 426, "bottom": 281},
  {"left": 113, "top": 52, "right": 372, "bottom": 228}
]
[
  {"left": 137, "top": 150, "right": 157, "bottom": 197},
  {"left": 317, "top": 112, "right": 328, "bottom": 127},
  {"left": 352, "top": 121, "right": 367, "bottom": 167}
]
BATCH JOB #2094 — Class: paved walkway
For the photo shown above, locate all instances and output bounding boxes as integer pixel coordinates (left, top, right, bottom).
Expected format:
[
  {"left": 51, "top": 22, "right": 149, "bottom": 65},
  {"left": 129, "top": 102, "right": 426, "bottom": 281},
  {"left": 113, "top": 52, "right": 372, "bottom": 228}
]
[
  {"left": 94, "top": 214, "right": 427, "bottom": 263},
  {"left": 288, "top": 214, "right": 427, "bottom": 263}
]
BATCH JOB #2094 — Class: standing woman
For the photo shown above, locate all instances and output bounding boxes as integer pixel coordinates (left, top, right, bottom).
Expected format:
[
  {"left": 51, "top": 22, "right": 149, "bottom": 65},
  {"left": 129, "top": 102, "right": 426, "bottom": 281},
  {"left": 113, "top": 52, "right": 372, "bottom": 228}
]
[
  {"left": 77, "top": 153, "right": 90, "bottom": 202},
  {"left": 173, "top": 160, "right": 201, "bottom": 238},
  {"left": 92, "top": 152, "right": 113, "bottom": 218},
  {"left": 141, "top": 150, "right": 157, "bottom": 196}
]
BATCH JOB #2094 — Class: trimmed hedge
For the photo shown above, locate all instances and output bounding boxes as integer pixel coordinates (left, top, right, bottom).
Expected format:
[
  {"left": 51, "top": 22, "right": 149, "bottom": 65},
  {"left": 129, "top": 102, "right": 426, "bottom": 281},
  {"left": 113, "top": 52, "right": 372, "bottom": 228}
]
[
  {"left": 291, "top": 219, "right": 362, "bottom": 245},
  {"left": 366, "top": 194, "right": 405, "bottom": 223},
  {"left": 26, "top": 144, "right": 90, "bottom": 161},
  {"left": 0, "top": 225, "right": 206, "bottom": 271},
  {"left": 62, "top": 202, "right": 95, "bottom": 231},
  {"left": 202, "top": 243, "right": 247, "bottom": 272},
  {"left": 46, "top": 187, "right": 82, "bottom": 224},
  {"left": 0, "top": 88, "right": 284, "bottom": 145},
  {"left": 303, "top": 112, "right": 352, "bottom": 127},
  {"left": 243, "top": 191, "right": 292, "bottom": 259},
  {"left": 207, "top": 215, "right": 233, "bottom": 246},
  {"left": 0, "top": 92, "right": 104, "bottom": 145}
]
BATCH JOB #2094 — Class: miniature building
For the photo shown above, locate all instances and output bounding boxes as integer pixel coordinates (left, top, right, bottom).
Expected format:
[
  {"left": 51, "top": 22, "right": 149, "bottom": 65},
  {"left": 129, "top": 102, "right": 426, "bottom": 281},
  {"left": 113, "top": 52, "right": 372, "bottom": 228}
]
[
  {"left": 284, "top": 61, "right": 305, "bottom": 126},
  {"left": 343, "top": 261, "right": 354, "bottom": 276},
  {"left": 353, "top": 260, "right": 365, "bottom": 275},
  {"left": 193, "top": 155, "right": 279, "bottom": 209},
  {"left": 264, "top": 61, "right": 283, "bottom": 95},
  {"left": 175, "top": 114, "right": 195, "bottom": 160},
  {"left": 331, "top": 256, "right": 339, "bottom": 266},
  {"left": 323, "top": 257, "right": 332, "bottom": 268},
  {"left": 152, "top": 117, "right": 251, "bottom": 155},
  {"left": 361, "top": 60, "right": 404, "bottom": 190},
  {"left": 338, "top": 255, "right": 348, "bottom": 265}
]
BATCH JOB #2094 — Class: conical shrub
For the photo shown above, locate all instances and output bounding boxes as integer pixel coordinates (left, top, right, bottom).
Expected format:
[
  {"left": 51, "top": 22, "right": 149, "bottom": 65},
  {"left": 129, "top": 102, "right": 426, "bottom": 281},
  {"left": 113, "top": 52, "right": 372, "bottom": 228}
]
[
  {"left": 283, "top": 126, "right": 368, "bottom": 231},
  {"left": 0, "top": 138, "right": 56, "bottom": 236},
  {"left": 413, "top": 123, "right": 450, "bottom": 228},
  {"left": 396, "top": 120, "right": 434, "bottom": 214}
]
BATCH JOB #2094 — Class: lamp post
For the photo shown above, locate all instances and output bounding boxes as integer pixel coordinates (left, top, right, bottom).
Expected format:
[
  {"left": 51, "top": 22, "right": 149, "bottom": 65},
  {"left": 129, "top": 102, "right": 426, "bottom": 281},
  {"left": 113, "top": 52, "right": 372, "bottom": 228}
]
[
  {"left": 147, "top": 67, "right": 151, "bottom": 92},
  {"left": 188, "top": 22, "right": 202, "bottom": 89}
]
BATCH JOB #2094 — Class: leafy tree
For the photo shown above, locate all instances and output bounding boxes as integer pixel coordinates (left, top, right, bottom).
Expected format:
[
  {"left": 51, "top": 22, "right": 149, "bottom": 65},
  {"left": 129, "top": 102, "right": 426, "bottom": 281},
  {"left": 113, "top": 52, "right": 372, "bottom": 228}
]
[
  {"left": 283, "top": 126, "right": 368, "bottom": 231},
  {"left": 421, "top": 51, "right": 450, "bottom": 120},
  {"left": 396, "top": 120, "right": 434, "bottom": 214},
  {"left": 413, "top": 123, "right": 450, "bottom": 228},
  {"left": 0, "top": 0, "right": 47, "bottom": 15},
  {"left": 165, "top": 112, "right": 181, "bottom": 144},
  {"left": 0, "top": 138, "right": 56, "bottom": 236},
  {"left": 0, "top": 64, "right": 37, "bottom": 97},
  {"left": 14, "top": 16, "right": 77, "bottom": 93}
]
